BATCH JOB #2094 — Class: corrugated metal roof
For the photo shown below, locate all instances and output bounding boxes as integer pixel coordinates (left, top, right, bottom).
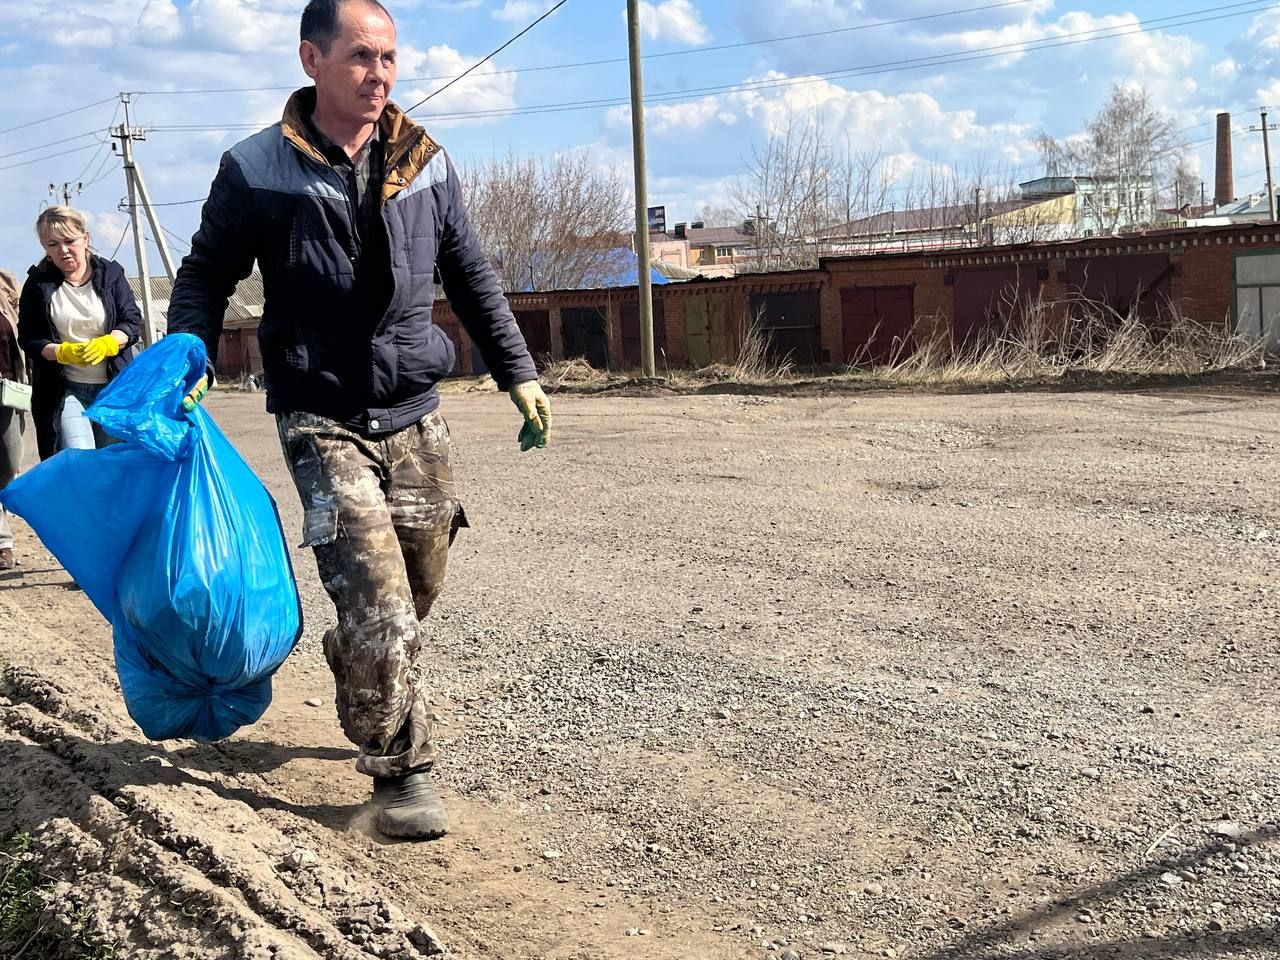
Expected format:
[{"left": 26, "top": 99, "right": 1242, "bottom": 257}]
[
  {"left": 127, "top": 270, "right": 264, "bottom": 331},
  {"left": 819, "top": 219, "right": 1280, "bottom": 267},
  {"left": 821, "top": 199, "right": 1035, "bottom": 239}
]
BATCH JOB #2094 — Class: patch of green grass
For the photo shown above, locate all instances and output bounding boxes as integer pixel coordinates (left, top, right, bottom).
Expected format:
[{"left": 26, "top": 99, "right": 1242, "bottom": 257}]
[{"left": 0, "top": 833, "right": 118, "bottom": 960}]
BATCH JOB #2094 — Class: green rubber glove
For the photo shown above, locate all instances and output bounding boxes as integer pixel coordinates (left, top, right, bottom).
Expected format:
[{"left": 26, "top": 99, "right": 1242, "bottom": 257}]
[
  {"left": 80, "top": 334, "right": 121, "bottom": 365},
  {"left": 182, "top": 375, "right": 209, "bottom": 413},
  {"left": 54, "top": 341, "right": 88, "bottom": 365},
  {"left": 509, "top": 380, "right": 551, "bottom": 451}
]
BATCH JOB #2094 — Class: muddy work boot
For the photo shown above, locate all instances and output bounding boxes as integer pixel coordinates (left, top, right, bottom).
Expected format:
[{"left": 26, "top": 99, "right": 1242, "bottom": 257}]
[{"left": 372, "top": 771, "right": 449, "bottom": 840}]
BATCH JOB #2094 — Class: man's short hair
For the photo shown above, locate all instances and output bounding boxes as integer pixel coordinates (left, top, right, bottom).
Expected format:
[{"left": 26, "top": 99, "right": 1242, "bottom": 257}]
[{"left": 300, "top": 0, "right": 393, "bottom": 54}]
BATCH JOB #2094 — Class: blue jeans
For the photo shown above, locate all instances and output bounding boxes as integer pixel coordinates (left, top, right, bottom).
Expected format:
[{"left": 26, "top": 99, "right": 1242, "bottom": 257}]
[{"left": 57, "top": 380, "right": 119, "bottom": 451}]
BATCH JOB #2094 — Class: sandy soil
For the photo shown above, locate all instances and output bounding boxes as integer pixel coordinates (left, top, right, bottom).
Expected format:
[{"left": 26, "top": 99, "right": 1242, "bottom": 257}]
[{"left": 1, "top": 383, "right": 1277, "bottom": 960}]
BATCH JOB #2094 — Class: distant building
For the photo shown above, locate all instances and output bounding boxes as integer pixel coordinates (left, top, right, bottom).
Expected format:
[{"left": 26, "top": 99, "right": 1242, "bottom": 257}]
[
  {"left": 816, "top": 176, "right": 1159, "bottom": 256},
  {"left": 650, "top": 221, "right": 757, "bottom": 277},
  {"left": 125, "top": 271, "right": 264, "bottom": 339},
  {"left": 1019, "top": 176, "right": 1159, "bottom": 237},
  {"left": 819, "top": 194, "right": 1075, "bottom": 254},
  {"left": 1187, "top": 190, "right": 1280, "bottom": 227}
]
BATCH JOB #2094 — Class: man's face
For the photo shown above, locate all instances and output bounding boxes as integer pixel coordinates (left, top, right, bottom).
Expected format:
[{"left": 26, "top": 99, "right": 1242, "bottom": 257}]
[{"left": 301, "top": 1, "right": 397, "bottom": 129}]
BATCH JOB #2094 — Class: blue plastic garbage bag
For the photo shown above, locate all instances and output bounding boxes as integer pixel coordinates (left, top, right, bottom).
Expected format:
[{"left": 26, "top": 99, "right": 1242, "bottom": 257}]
[{"left": 0, "top": 333, "right": 302, "bottom": 741}]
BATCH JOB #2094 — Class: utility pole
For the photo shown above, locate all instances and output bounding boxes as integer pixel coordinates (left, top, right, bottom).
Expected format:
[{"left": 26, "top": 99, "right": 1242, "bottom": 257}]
[
  {"left": 113, "top": 94, "right": 158, "bottom": 345},
  {"left": 626, "top": 0, "right": 655, "bottom": 378},
  {"left": 973, "top": 187, "right": 982, "bottom": 247},
  {"left": 49, "top": 182, "right": 81, "bottom": 206},
  {"left": 1250, "top": 107, "right": 1278, "bottom": 222},
  {"left": 111, "top": 92, "right": 179, "bottom": 345}
]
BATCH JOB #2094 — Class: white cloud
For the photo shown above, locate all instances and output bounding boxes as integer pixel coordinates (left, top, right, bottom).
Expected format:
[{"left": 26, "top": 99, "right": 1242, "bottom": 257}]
[
  {"left": 51, "top": 23, "right": 115, "bottom": 48},
  {"left": 139, "top": 0, "right": 183, "bottom": 42},
  {"left": 1211, "top": 58, "right": 1238, "bottom": 83},
  {"left": 85, "top": 211, "right": 130, "bottom": 255},
  {"left": 187, "top": 0, "right": 296, "bottom": 54},
  {"left": 394, "top": 43, "right": 519, "bottom": 127},
  {"left": 633, "top": 0, "right": 709, "bottom": 45},
  {"left": 493, "top": 0, "right": 544, "bottom": 22},
  {"left": 609, "top": 96, "right": 740, "bottom": 134}
]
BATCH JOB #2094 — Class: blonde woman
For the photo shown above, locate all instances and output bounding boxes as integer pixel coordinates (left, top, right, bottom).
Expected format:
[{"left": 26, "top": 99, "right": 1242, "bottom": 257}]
[{"left": 18, "top": 207, "right": 140, "bottom": 454}]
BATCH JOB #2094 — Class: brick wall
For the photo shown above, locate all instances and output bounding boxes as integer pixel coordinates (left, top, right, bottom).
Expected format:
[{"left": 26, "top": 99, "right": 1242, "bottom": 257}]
[
  {"left": 210, "top": 223, "right": 1280, "bottom": 380},
  {"left": 1171, "top": 240, "right": 1242, "bottom": 330}
]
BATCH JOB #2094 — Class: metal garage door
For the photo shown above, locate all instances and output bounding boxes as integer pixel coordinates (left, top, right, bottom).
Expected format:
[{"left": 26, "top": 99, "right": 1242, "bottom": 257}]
[
  {"left": 621, "top": 299, "right": 667, "bottom": 368},
  {"left": 514, "top": 309, "right": 553, "bottom": 368},
  {"left": 841, "top": 286, "right": 914, "bottom": 365},
  {"left": 683, "top": 297, "right": 731, "bottom": 367},
  {"left": 1065, "top": 253, "right": 1171, "bottom": 324},
  {"left": 952, "top": 265, "right": 1040, "bottom": 347},
  {"left": 748, "top": 290, "right": 823, "bottom": 366},
  {"left": 561, "top": 306, "right": 610, "bottom": 369}
]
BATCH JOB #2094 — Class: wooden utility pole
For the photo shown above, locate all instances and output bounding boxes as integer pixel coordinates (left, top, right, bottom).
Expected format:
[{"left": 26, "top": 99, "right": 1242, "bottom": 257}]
[
  {"left": 1250, "top": 107, "right": 1278, "bottom": 222},
  {"left": 626, "top": 0, "right": 655, "bottom": 378}
]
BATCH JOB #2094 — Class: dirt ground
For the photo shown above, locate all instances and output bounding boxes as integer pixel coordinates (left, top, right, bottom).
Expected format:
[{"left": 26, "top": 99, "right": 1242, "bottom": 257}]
[{"left": 1, "top": 382, "right": 1277, "bottom": 960}]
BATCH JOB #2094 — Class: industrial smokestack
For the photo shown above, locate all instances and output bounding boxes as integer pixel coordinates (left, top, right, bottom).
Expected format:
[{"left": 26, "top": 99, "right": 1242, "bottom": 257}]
[{"left": 1215, "top": 112, "right": 1234, "bottom": 207}]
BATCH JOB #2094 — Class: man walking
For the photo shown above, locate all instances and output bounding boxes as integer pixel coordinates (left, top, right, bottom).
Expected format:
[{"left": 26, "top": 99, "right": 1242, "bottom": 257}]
[{"left": 168, "top": 0, "right": 551, "bottom": 841}]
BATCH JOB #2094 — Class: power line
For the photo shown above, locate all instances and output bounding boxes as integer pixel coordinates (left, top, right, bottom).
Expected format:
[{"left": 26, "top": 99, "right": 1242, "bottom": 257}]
[
  {"left": 71, "top": 137, "right": 112, "bottom": 185},
  {"left": 71, "top": 102, "right": 123, "bottom": 184},
  {"left": 161, "top": 225, "right": 191, "bottom": 251},
  {"left": 109, "top": 220, "right": 132, "bottom": 261},
  {"left": 147, "top": 0, "right": 1279, "bottom": 132},
  {"left": 403, "top": 0, "right": 570, "bottom": 113},
  {"left": 0, "top": 95, "right": 118, "bottom": 136},
  {"left": 129, "top": 0, "right": 1038, "bottom": 97},
  {"left": 128, "top": 198, "right": 209, "bottom": 208},
  {"left": 400, "top": 0, "right": 1279, "bottom": 122},
  {"left": 82, "top": 148, "right": 119, "bottom": 189},
  {"left": 0, "top": 131, "right": 100, "bottom": 163},
  {"left": 0, "top": 142, "right": 100, "bottom": 173}
]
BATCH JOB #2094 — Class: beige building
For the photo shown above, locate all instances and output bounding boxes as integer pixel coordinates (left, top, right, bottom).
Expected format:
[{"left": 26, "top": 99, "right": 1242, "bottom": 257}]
[{"left": 650, "top": 221, "right": 757, "bottom": 278}]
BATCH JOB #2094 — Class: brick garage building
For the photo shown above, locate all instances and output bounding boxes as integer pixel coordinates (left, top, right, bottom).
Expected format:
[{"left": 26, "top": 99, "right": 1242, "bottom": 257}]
[
  {"left": 209, "top": 222, "right": 1279, "bottom": 380},
  {"left": 822, "top": 222, "right": 1279, "bottom": 364}
]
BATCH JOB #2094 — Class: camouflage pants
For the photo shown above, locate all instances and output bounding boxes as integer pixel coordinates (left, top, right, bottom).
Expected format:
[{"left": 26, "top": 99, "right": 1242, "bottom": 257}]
[{"left": 276, "top": 410, "right": 464, "bottom": 778}]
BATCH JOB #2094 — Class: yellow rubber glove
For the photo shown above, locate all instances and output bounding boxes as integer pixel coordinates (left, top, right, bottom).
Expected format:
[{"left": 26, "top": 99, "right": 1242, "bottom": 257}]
[
  {"left": 509, "top": 380, "right": 551, "bottom": 451},
  {"left": 54, "top": 342, "right": 89, "bottom": 365},
  {"left": 182, "top": 375, "right": 209, "bottom": 413},
  {"left": 80, "top": 334, "right": 121, "bottom": 366}
]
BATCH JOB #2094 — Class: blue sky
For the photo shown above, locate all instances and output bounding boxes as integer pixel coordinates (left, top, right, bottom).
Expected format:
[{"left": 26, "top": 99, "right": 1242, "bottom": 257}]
[{"left": 1, "top": 0, "right": 1279, "bottom": 275}]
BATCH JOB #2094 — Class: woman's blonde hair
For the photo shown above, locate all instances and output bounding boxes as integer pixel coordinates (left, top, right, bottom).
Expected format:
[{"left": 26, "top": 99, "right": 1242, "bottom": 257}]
[{"left": 35, "top": 206, "right": 90, "bottom": 246}]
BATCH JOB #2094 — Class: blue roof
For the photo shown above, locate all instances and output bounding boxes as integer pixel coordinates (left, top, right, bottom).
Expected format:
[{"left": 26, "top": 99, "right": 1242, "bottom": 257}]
[
  {"left": 593, "top": 247, "right": 670, "bottom": 288},
  {"left": 518, "top": 247, "right": 670, "bottom": 291}
]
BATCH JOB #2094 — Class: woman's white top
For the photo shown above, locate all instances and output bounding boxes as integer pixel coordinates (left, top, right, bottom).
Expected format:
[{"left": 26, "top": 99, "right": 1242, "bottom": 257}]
[{"left": 50, "top": 278, "right": 109, "bottom": 385}]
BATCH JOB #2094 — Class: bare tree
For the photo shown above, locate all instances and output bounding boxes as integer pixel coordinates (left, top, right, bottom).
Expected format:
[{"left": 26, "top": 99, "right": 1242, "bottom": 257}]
[
  {"left": 462, "top": 151, "right": 632, "bottom": 291},
  {"left": 730, "top": 114, "right": 837, "bottom": 272},
  {"left": 695, "top": 204, "right": 740, "bottom": 227},
  {"left": 1036, "top": 84, "right": 1186, "bottom": 234},
  {"left": 1173, "top": 156, "right": 1200, "bottom": 213}
]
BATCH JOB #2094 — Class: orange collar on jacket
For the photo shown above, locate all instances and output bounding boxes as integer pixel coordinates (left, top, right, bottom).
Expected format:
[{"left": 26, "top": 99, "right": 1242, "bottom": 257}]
[{"left": 279, "top": 87, "right": 442, "bottom": 204}]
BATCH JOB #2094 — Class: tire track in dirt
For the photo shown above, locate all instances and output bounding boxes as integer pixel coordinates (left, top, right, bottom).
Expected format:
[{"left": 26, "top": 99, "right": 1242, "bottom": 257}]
[{"left": 0, "top": 595, "right": 448, "bottom": 960}]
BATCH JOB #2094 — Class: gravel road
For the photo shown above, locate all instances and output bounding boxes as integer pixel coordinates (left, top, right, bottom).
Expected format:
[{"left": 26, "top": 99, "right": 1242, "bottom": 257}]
[{"left": 1, "top": 382, "right": 1277, "bottom": 960}]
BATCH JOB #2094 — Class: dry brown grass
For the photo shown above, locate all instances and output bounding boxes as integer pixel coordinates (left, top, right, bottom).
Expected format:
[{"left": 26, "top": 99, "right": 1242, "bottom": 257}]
[
  {"left": 466, "top": 294, "right": 1265, "bottom": 395},
  {"left": 540, "top": 357, "right": 626, "bottom": 389},
  {"left": 862, "top": 294, "right": 1263, "bottom": 387}
]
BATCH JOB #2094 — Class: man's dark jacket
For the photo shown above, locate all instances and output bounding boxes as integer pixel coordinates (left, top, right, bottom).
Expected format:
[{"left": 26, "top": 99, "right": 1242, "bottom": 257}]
[
  {"left": 167, "top": 88, "right": 536, "bottom": 434},
  {"left": 17, "top": 254, "right": 141, "bottom": 459}
]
